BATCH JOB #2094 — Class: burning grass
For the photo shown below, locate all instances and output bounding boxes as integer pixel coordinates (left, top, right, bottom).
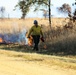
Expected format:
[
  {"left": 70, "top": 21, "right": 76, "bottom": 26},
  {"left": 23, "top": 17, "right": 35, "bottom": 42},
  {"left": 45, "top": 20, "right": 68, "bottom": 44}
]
[
  {"left": 0, "top": 18, "right": 76, "bottom": 57},
  {"left": 0, "top": 18, "right": 76, "bottom": 70}
]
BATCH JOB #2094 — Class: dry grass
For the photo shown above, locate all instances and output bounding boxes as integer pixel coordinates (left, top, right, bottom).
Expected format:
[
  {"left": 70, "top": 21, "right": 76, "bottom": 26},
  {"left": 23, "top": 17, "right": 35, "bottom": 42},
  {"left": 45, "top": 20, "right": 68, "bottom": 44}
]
[
  {"left": 0, "top": 49, "right": 76, "bottom": 70},
  {"left": 0, "top": 18, "right": 49, "bottom": 33},
  {"left": 0, "top": 18, "right": 76, "bottom": 56},
  {"left": 0, "top": 18, "right": 76, "bottom": 74},
  {"left": 0, "top": 18, "right": 68, "bottom": 33}
]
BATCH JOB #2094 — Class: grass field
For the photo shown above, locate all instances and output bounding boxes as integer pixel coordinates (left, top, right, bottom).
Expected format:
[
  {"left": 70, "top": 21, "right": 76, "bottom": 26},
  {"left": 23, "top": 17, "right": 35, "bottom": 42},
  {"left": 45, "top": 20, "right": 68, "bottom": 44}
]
[
  {"left": 0, "top": 18, "right": 76, "bottom": 73},
  {"left": 0, "top": 18, "right": 76, "bottom": 56}
]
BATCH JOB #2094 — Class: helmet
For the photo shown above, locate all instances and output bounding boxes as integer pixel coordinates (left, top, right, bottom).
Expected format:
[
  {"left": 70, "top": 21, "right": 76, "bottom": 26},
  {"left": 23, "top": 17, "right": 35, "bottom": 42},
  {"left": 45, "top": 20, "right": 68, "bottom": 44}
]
[{"left": 34, "top": 20, "right": 38, "bottom": 24}]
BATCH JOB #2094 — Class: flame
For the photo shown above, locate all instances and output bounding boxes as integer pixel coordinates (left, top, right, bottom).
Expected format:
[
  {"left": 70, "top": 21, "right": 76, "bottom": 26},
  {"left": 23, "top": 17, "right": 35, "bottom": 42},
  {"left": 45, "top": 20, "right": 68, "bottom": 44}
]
[
  {"left": 25, "top": 32, "right": 33, "bottom": 46},
  {"left": 0, "top": 37, "right": 3, "bottom": 42},
  {"left": 28, "top": 36, "right": 33, "bottom": 46},
  {"left": 43, "top": 45, "right": 47, "bottom": 49}
]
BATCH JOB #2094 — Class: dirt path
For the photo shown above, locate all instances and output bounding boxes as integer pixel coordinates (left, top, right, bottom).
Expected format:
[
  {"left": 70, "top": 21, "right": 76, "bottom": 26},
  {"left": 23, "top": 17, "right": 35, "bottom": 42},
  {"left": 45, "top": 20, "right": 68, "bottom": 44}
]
[{"left": 0, "top": 50, "right": 76, "bottom": 75}]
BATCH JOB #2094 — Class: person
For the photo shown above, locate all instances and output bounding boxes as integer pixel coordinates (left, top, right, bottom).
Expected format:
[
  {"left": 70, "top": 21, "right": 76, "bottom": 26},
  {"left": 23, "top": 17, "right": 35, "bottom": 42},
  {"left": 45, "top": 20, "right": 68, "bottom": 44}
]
[{"left": 28, "top": 20, "right": 44, "bottom": 51}]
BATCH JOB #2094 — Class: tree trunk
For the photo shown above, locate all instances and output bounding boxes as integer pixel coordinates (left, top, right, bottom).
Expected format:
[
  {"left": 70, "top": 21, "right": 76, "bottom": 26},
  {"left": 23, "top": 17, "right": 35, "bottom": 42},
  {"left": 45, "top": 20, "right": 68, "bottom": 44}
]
[
  {"left": 49, "top": 0, "right": 51, "bottom": 28},
  {"left": 21, "top": 13, "right": 25, "bottom": 19}
]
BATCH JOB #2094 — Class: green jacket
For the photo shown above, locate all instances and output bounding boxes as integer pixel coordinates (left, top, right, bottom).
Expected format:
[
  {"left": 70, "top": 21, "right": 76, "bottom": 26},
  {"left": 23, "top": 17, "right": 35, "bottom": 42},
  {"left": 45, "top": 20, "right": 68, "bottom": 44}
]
[{"left": 28, "top": 25, "right": 43, "bottom": 36}]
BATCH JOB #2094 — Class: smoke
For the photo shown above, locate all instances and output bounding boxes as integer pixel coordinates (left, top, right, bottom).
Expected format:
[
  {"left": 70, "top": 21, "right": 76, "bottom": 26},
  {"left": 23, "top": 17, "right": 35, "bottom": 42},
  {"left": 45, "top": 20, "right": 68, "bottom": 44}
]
[
  {"left": 18, "top": 28, "right": 28, "bottom": 45},
  {"left": 12, "top": 22, "right": 19, "bottom": 33},
  {"left": 0, "top": 22, "right": 28, "bottom": 45},
  {"left": 3, "top": 33, "right": 19, "bottom": 43}
]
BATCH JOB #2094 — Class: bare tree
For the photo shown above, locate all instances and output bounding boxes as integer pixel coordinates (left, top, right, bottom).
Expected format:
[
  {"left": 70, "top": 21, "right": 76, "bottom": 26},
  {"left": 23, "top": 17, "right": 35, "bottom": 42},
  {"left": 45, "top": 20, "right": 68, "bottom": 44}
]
[
  {"left": 57, "top": 3, "right": 71, "bottom": 14},
  {"left": 72, "top": 0, "right": 76, "bottom": 22},
  {"left": 0, "top": 6, "right": 5, "bottom": 19},
  {"left": 40, "top": 9, "right": 48, "bottom": 18}
]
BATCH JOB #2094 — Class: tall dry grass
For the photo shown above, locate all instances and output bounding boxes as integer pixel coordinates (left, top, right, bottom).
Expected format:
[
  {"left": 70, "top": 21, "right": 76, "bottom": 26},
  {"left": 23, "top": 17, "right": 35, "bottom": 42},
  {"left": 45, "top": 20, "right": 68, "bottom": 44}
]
[
  {"left": 0, "top": 18, "right": 76, "bottom": 56},
  {"left": 41, "top": 20, "right": 76, "bottom": 55}
]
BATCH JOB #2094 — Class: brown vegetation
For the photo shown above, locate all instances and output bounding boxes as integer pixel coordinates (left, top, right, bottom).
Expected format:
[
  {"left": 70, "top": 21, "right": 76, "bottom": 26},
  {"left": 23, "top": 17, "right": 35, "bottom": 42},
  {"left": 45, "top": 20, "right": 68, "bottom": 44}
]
[{"left": 0, "top": 18, "right": 76, "bottom": 56}]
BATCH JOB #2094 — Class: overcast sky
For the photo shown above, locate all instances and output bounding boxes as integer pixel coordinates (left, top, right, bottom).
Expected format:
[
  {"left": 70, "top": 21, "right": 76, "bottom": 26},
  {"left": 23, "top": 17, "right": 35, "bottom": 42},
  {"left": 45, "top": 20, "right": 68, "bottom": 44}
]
[{"left": 0, "top": 0, "right": 75, "bottom": 18}]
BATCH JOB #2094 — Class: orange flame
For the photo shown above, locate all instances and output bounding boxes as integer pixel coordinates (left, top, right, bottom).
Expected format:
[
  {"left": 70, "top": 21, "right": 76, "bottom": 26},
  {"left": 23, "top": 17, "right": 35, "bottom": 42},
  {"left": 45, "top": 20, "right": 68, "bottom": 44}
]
[
  {"left": 28, "top": 36, "right": 33, "bottom": 46},
  {"left": 0, "top": 37, "right": 3, "bottom": 42},
  {"left": 43, "top": 45, "right": 47, "bottom": 49}
]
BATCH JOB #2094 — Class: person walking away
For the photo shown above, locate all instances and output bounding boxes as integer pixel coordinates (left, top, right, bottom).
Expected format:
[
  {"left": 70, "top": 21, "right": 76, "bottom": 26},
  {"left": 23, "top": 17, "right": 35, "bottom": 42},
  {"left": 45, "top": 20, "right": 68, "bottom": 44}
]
[{"left": 28, "top": 20, "right": 43, "bottom": 51}]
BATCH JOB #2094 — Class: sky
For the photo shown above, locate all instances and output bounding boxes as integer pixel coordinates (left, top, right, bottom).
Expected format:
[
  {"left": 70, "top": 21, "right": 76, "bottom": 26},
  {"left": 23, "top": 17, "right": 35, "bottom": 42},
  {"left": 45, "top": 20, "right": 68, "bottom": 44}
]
[
  {"left": 51, "top": 0, "right": 76, "bottom": 17},
  {"left": 0, "top": 0, "right": 75, "bottom": 18}
]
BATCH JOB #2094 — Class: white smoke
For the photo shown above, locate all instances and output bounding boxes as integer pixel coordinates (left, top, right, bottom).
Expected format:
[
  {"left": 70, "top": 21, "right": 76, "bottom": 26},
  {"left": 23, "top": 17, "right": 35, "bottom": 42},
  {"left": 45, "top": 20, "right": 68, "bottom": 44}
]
[
  {"left": 0, "top": 22, "right": 28, "bottom": 45},
  {"left": 18, "top": 28, "right": 28, "bottom": 45}
]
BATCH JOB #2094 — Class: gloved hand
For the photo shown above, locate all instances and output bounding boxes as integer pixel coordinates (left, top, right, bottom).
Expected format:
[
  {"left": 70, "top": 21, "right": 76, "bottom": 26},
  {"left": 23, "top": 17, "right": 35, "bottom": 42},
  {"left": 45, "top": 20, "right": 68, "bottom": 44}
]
[
  {"left": 40, "top": 36, "right": 44, "bottom": 42},
  {"left": 41, "top": 35, "right": 44, "bottom": 38}
]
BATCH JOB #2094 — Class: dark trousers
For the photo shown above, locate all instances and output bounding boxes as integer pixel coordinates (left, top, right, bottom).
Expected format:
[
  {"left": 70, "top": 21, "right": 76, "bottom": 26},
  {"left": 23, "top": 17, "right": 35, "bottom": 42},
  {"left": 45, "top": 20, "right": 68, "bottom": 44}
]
[{"left": 32, "top": 35, "right": 40, "bottom": 51}]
